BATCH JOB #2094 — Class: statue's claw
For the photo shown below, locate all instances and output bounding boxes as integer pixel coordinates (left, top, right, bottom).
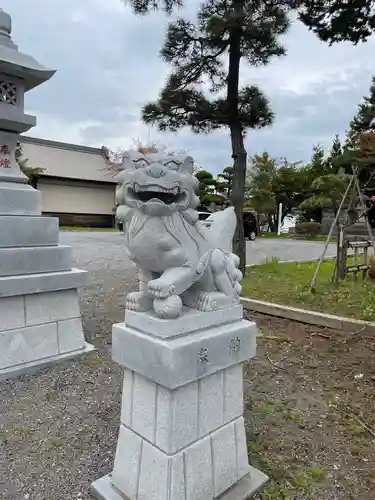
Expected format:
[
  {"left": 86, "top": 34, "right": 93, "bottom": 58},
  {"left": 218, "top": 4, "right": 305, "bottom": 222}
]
[
  {"left": 125, "top": 291, "right": 152, "bottom": 312},
  {"left": 196, "top": 291, "right": 234, "bottom": 312},
  {"left": 148, "top": 279, "right": 176, "bottom": 299}
]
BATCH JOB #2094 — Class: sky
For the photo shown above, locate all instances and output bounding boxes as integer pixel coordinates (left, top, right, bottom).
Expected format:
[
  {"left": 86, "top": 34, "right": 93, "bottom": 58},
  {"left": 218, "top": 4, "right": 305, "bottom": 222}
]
[{"left": 3, "top": 0, "right": 375, "bottom": 173}]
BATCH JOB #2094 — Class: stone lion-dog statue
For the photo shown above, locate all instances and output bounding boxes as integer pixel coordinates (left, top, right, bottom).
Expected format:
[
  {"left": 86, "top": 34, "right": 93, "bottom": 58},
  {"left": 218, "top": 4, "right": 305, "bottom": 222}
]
[{"left": 115, "top": 151, "right": 243, "bottom": 319}]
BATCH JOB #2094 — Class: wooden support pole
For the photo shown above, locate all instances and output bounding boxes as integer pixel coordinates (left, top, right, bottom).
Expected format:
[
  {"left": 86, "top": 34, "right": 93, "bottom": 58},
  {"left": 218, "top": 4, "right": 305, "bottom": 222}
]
[
  {"left": 353, "top": 246, "right": 359, "bottom": 282},
  {"left": 309, "top": 176, "right": 354, "bottom": 293},
  {"left": 363, "top": 245, "right": 368, "bottom": 280},
  {"left": 352, "top": 167, "right": 375, "bottom": 255}
]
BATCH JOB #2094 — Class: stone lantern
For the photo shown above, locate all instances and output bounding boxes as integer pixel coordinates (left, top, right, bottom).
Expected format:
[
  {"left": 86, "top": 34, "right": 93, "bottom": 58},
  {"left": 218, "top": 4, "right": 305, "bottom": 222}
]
[{"left": 0, "top": 8, "right": 93, "bottom": 380}]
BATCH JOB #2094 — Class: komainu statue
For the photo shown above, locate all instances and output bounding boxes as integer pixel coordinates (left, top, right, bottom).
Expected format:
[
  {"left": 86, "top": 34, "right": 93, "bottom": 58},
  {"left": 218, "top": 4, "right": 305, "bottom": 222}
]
[{"left": 116, "top": 151, "right": 243, "bottom": 319}]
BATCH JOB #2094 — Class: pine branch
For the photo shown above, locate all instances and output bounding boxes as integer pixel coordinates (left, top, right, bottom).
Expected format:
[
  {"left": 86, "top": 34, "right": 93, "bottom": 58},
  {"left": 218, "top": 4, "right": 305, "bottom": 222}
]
[
  {"left": 122, "top": 0, "right": 182, "bottom": 15},
  {"left": 297, "top": 0, "right": 375, "bottom": 44}
]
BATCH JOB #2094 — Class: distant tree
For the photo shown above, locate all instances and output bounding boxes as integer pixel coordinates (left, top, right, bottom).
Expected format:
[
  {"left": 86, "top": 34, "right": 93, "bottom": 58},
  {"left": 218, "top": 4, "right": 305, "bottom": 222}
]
[
  {"left": 330, "top": 134, "right": 342, "bottom": 158},
  {"left": 342, "top": 77, "right": 375, "bottom": 189},
  {"left": 247, "top": 152, "right": 312, "bottom": 229},
  {"left": 247, "top": 152, "right": 278, "bottom": 231},
  {"left": 216, "top": 166, "right": 234, "bottom": 200},
  {"left": 300, "top": 170, "right": 351, "bottom": 216},
  {"left": 307, "top": 144, "right": 329, "bottom": 177},
  {"left": 346, "top": 77, "right": 375, "bottom": 150},
  {"left": 272, "top": 158, "right": 309, "bottom": 216},
  {"left": 195, "top": 170, "right": 225, "bottom": 207},
  {"left": 300, "top": 142, "right": 349, "bottom": 220}
]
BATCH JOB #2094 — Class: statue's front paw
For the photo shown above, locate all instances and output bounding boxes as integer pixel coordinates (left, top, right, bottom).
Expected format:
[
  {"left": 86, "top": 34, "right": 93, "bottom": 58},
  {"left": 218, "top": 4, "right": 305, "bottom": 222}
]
[
  {"left": 148, "top": 279, "right": 176, "bottom": 299},
  {"left": 126, "top": 291, "right": 152, "bottom": 312}
]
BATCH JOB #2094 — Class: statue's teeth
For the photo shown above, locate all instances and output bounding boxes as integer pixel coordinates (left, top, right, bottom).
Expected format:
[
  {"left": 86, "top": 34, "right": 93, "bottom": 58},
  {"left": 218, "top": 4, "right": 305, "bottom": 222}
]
[{"left": 134, "top": 183, "right": 140, "bottom": 192}]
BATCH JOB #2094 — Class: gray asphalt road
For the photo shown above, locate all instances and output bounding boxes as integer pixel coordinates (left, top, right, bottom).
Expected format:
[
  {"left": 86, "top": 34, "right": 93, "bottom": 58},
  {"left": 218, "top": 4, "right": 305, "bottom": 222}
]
[
  {"left": 59, "top": 231, "right": 336, "bottom": 273},
  {"left": 244, "top": 237, "right": 336, "bottom": 265}
]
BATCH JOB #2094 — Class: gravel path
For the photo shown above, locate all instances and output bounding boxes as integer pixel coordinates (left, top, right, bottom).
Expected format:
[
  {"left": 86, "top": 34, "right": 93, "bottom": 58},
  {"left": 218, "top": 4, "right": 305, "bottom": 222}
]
[
  {"left": 59, "top": 231, "right": 337, "bottom": 270},
  {"left": 1, "top": 232, "right": 359, "bottom": 500}
]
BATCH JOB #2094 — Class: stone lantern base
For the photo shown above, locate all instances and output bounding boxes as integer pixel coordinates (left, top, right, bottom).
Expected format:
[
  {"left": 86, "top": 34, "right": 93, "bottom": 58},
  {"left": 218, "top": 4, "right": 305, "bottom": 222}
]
[
  {"left": 91, "top": 306, "right": 268, "bottom": 500},
  {"left": 0, "top": 182, "right": 93, "bottom": 380}
]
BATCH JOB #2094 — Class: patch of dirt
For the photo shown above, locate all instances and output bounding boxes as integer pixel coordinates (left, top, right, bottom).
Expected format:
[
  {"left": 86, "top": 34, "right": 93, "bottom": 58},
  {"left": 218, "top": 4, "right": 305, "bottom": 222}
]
[
  {"left": 245, "top": 311, "right": 375, "bottom": 500},
  {"left": 0, "top": 296, "right": 374, "bottom": 499}
]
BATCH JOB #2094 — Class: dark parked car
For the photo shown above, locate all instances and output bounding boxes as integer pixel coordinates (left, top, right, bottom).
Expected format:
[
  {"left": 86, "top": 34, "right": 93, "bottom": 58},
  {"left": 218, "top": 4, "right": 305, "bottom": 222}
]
[
  {"left": 201, "top": 210, "right": 258, "bottom": 240},
  {"left": 243, "top": 211, "right": 258, "bottom": 240},
  {"left": 197, "top": 211, "right": 212, "bottom": 221}
]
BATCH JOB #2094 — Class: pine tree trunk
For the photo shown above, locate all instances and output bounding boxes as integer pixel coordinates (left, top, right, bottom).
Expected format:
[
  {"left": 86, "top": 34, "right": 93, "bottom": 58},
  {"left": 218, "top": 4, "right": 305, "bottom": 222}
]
[
  {"left": 227, "top": 2, "right": 246, "bottom": 274},
  {"left": 230, "top": 125, "right": 247, "bottom": 274}
]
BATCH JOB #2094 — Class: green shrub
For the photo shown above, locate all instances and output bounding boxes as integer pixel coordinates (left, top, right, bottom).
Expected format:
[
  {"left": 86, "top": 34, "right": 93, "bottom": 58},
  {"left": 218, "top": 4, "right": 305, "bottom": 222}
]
[{"left": 295, "top": 221, "right": 321, "bottom": 236}]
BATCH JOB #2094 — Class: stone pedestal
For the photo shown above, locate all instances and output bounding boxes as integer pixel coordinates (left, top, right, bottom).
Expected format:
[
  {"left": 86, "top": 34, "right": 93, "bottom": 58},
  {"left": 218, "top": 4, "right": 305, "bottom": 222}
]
[
  {"left": 91, "top": 305, "right": 268, "bottom": 500},
  {"left": 0, "top": 182, "right": 94, "bottom": 380},
  {"left": 0, "top": 7, "right": 93, "bottom": 380}
]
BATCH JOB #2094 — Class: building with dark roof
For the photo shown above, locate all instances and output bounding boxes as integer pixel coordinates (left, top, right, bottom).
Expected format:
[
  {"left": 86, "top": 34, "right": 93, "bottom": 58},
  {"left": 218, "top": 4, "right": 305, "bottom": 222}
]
[{"left": 20, "top": 135, "right": 118, "bottom": 227}]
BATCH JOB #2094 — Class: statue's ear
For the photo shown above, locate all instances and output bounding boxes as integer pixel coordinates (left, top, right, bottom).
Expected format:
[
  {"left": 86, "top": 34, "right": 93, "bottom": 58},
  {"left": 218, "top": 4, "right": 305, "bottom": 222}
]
[
  {"left": 179, "top": 156, "right": 194, "bottom": 174},
  {"left": 120, "top": 151, "right": 135, "bottom": 170}
]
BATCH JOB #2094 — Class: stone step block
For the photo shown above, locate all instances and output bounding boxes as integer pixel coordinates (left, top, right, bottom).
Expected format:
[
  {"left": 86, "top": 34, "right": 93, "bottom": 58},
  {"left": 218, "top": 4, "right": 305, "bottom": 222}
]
[
  {"left": 0, "top": 268, "right": 88, "bottom": 298},
  {"left": 25, "top": 289, "right": 81, "bottom": 327},
  {"left": 112, "top": 319, "right": 256, "bottom": 389},
  {"left": 0, "top": 290, "right": 82, "bottom": 332},
  {"left": 110, "top": 417, "right": 251, "bottom": 500},
  {"left": 0, "top": 290, "right": 91, "bottom": 380},
  {"left": 0, "top": 215, "right": 59, "bottom": 247},
  {"left": 0, "top": 295, "right": 25, "bottom": 331},
  {"left": 0, "top": 322, "right": 59, "bottom": 370},
  {"left": 0, "top": 245, "right": 72, "bottom": 277},
  {"left": 58, "top": 318, "right": 86, "bottom": 354},
  {"left": 0, "top": 182, "right": 41, "bottom": 216},
  {"left": 120, "top": 365, "right": 244, "bottom": 454}
]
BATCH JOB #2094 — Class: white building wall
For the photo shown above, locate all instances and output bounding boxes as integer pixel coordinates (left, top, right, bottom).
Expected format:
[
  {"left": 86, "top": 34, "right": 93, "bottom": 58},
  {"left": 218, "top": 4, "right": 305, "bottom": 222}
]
[{"left": 38, "top": 179, "right": 116, "bottom": 215}]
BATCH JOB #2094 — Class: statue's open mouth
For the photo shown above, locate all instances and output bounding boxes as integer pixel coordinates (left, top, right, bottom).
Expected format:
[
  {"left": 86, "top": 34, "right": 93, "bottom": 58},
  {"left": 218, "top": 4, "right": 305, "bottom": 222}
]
[{"left": 130, "top": 183, "right": 184, "bottom": 205}]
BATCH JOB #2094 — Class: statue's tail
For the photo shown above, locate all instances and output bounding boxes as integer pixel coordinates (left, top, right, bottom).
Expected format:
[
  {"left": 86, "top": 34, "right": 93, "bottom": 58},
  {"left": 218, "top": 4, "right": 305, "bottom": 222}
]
[{"left": 205, "top": 207, "right": 236, "bottom": 253}]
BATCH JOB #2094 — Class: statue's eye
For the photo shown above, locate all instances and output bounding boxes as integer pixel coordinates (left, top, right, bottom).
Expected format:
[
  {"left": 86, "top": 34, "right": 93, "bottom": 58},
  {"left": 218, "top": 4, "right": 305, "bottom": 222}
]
[
  {"left": 165, "top": 161, "right": 180, "bottom": 171},
  {"left": 134, "top": 160, "right": 147, "bottom": 169}
]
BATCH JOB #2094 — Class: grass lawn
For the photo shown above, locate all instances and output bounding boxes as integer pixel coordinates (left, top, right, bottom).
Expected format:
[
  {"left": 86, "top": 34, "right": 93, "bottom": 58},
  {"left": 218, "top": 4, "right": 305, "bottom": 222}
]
[
  {"left": 59, "top": 226, "right": 118, "bottom": 232},
  {"left": 242, "top": 259, "right": 375, "bottom": 321}
]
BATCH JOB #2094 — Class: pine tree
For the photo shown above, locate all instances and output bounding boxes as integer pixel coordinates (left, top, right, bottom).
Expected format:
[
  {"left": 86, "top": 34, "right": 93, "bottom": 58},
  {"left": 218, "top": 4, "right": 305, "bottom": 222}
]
[
  {"left": 326, "top": 134, "right": 343, "bottom": 173},
  {"left": 246, "top": 152, "right": 278, "bottom": 230},
  {"left": 308, "top": 144, "right": 327, "bottom": 178},
  {"left": 217, "top": 166, "right": 234, "bottom": 200},
  {"left": 124, "top": 0, "right": 290, "bottom": 272},
  {"left": 346, "top": 76, "right": 375, "bottom": 149},
  {"left": 195, "top": 170, "right": 225, "bottom": 207},
  {"left": 342, "top": 77, "right": 375, "bottom": 188},
  {"left": 330, "top": 134, "right": 342, "bottom": 158}
]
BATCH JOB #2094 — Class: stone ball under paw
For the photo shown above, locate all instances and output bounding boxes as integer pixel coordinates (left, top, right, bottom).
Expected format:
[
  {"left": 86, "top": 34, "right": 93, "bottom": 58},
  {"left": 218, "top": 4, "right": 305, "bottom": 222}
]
[{"left": 154, "top": 294, "right": 183, "bottom": 319}]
